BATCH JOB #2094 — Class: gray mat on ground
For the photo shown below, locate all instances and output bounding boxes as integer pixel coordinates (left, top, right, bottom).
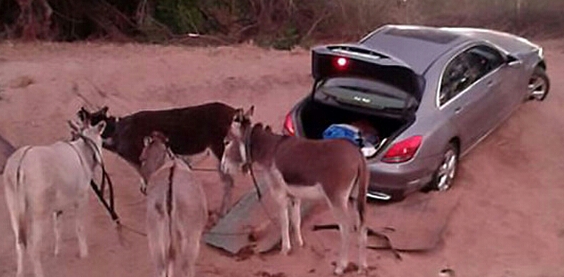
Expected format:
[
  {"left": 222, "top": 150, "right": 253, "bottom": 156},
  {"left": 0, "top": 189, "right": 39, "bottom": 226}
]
[
  {"left": 205, "top": 183, "right": 461, "bottom": 254},
  {"left": 204, "top": 181, "right": 313, "bottom": 254}
]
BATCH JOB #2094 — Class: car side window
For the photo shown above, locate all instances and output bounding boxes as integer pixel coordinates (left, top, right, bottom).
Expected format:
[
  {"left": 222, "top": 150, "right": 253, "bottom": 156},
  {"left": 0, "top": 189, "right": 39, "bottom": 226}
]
[
  {"left": 468, "top": 45, "right": 505, "bottom": 74},
  {"left": 439, "top": 45, "right": 505, "bottom": 106},
  {"left": 439, "top": 52, "right": 472, "bottom": 106}
]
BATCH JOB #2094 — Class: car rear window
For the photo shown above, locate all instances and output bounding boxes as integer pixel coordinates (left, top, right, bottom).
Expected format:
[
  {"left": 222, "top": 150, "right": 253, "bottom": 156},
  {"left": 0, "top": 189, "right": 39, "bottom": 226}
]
[
  {"left": 314, "top": 77, "right": 416, "bottom": 111},
  {"left": 384, "top": 28, "right": 460, "bottom": 44}
]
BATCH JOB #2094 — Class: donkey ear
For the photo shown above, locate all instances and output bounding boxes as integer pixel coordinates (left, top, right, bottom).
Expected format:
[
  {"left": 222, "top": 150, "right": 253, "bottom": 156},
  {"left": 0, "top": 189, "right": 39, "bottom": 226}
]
[
  {"left": 95, "top": 121, "right": 106, "bottom": 134},
  {"left": 245, "top": 106, "right": 255, "bottom": 117},
  {"left": 143, "top": 136, "right": 152, "bottom": 147},
  {"left": 233, "top": 108, "right": 244, "bottom": 122},
  {"left": 70, "top": 130, "right": 79, "bottom": 138},
  {"left": 78, "top": 107, "right": 89, "bottom": 121},
  {"left": 68, "top": 120, "right": 81, "bottom": 132}
]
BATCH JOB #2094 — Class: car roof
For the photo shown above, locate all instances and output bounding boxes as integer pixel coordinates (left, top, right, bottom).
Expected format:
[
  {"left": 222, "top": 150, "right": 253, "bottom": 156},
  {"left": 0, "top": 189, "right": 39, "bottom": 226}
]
[{"left": 360, "top": 25, "right": 475, "bottom": 74}]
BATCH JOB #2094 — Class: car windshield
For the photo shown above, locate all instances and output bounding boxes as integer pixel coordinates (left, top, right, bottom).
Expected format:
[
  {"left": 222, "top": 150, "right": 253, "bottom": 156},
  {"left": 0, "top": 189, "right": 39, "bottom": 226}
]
[{"left": 314, "top": 77, "right": 417, "bottom": 111}]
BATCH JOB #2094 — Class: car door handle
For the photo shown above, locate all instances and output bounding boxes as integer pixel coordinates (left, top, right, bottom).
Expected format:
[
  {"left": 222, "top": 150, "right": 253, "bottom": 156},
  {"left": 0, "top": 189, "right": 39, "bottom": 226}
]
[
  {"left": 487, "top": 80, "right": 498, "bottom": 87},
  {"left": 455, "top": 106, "right": 463, "bottom": 114}
]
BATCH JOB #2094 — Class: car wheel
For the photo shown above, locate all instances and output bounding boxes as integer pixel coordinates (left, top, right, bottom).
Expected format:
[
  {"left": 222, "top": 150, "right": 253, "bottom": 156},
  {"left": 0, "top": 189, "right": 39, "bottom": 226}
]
[
  {"left": 528, "top": 67, "right": 550, "bottom": 101},
  {"left": 431, "top": 143, "right": 458, "bottom": 191}
]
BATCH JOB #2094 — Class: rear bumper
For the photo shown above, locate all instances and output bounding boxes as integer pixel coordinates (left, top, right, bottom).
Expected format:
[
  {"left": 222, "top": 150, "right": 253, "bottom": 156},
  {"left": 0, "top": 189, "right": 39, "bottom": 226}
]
[{"left": 366, "top": 155, "right": 439, "bottom": 200}]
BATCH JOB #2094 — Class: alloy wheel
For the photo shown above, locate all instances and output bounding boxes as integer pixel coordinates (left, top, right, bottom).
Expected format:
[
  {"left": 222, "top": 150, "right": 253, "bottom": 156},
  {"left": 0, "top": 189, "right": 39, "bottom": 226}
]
[
  {"left": 528, "top": 74, "right": 548, "bottom": 101},
  {"left": 436, "top": 148, "right": 457, "bottom": 191}
]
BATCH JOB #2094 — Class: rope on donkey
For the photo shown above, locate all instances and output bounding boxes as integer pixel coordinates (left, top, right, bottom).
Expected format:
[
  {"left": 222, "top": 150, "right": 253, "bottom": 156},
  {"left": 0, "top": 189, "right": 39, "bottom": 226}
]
[{"left": 90, "top": 165, "right": 120, "bottom": 223}]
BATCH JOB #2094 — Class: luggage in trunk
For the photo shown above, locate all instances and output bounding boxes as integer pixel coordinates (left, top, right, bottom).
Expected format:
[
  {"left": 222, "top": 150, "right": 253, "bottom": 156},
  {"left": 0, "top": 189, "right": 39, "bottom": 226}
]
[{"left": 298, "top": 99, "right": 413, "bottom": 157}]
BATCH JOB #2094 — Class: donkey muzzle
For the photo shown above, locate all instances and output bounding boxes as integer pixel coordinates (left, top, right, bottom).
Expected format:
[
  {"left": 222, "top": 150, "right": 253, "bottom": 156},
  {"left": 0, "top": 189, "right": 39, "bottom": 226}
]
[{"left": 242, "top": 162, "right": 252, "bottom": 174}]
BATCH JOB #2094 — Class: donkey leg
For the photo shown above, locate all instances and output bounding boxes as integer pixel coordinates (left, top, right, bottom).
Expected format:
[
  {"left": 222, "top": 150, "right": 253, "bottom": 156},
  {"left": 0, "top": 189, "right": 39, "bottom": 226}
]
[
  {"left": 29, "top": 218, "right": 46, "bottom": 277},
  {"left": 349, "top": 195, "right": 368, "bottom": 272},
  {"left": 15, "top": 240, "right": 25, "bottom": 277},
  {"left": 289, "top": 197, "right": 304, "bottom": 247},
  {"left": 148, "top": 233, "right": 167, "bottom": 277},
  {"left": 5, "top": 189, "right": 26, "bottom": 277},
  {"left": 350, "top": 194, "right": 368, "bottom": 272},
  {"left": 52, "top": 211, "right": 62, "bottom": 256},
  {"left": 181, "top": 231, "right": 201, "bottom": 277},
  {"left": 330, "top": 200, "right": 351, "bottom": 275},
  {"left": 273, "top": 191, "right": 291, "bottom": 255},
  {"left": 211, "top": 143, "right": 234, "bottom": 216},
  {"left": 166, "top": 257, "right": 174, "bottom": 277},
  {"left": 74, "top": 196, "right": 89, "bottom": 258},
  {"left": 357, "top": 225, "right": 368, "bottom": 273},
  {"left": 217, "top": 169, "right": 234, "bottom": 216},
  {"left": 147, "top": 208, "right": 168, "bottom": 277},
  {"left": 11, "top": 217, "right": 26, "bottom": 277},
  {"left": 14, "top": 222, "right": 25, "bottom": 277}
]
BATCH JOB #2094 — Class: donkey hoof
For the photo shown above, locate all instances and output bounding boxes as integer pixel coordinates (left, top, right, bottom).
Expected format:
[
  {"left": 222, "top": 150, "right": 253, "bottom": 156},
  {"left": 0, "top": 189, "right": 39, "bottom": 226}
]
[
  {"left": 280, "top": 247, "right": 291, "bottom": 256},
  {"left": 79, "top": 249, "right": 89, "bottom": 259},
  {"left": 334, "top": 267, "right": 345, "bottom": 275},
  {"left": 357, "top": 266, "right": 368, "bottom": 275}
]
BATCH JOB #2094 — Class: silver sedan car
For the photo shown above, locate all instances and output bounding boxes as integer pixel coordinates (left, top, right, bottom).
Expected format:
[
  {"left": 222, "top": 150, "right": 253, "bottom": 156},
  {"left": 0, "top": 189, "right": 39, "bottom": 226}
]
[{"left": 283, "top": 25, "right": 549, "bottom": 201}]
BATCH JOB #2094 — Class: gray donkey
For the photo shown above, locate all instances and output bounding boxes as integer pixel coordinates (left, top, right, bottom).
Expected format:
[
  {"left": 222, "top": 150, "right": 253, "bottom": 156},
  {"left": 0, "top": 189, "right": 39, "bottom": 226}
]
[
  {"left": 3, "top": 119, "right": 106, "bottom": 277},
  {"left": 139, "top": 131, "right": 208, "bottom": 277}
]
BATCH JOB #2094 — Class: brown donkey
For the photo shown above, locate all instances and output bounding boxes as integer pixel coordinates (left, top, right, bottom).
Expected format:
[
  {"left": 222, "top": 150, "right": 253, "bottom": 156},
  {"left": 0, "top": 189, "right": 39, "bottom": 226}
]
[
  {"left": 139, "top": 131, "right": 208, "bottom": 277},
  {"left": 220, "top": 108, "right": 369, "bottom": 275}
]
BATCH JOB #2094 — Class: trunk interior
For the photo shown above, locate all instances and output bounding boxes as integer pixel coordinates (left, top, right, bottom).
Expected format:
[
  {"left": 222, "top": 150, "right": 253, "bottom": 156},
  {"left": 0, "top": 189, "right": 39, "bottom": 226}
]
[{"left": 298, "top": 99, "right": 413, "bottom": 154}]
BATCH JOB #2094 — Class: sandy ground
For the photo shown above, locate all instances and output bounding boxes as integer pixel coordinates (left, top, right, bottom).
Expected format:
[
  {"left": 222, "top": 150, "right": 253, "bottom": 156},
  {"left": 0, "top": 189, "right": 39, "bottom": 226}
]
[{"left": 0, "top": 38, "right": 563, "bottom": 277}]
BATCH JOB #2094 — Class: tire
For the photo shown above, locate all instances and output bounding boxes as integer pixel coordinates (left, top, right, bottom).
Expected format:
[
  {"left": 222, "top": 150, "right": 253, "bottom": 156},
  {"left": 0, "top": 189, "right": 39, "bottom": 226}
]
[
  {"left": 528, "top": 66, "right": 550, "bottom": 101},
  {"left": 429, "top": 143, "right": 459, "bottom": 192}
]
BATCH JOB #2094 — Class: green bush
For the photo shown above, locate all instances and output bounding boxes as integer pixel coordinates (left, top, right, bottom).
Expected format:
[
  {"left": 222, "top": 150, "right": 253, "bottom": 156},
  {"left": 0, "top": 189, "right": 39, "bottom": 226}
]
[
  {"left": 155, "top": 0, "right": 205, "bottom": 34},
  {"left": 2, "top": 0, "right": 564, "bottom": 44}
]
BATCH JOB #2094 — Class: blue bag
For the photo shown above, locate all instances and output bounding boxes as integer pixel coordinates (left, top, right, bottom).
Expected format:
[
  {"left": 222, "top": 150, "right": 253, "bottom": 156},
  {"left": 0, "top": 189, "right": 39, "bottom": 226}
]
[{"left": 322, "top": 124, "right": 363, "bottom": 146}]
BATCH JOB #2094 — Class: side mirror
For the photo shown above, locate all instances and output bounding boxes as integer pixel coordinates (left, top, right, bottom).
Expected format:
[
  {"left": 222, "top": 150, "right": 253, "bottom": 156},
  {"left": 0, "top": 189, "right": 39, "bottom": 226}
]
[{"left": 506, "top": 54, "right": 522, "bottom": 66}]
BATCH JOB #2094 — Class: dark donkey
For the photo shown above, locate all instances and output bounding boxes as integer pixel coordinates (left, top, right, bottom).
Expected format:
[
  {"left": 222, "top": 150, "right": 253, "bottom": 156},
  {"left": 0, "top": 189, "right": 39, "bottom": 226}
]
[
  {"left": 78, "top": 102, "right": 241, "bottom": 215},
  {"left": 220, "top": 108, "right": 369, "bottom": 275}
]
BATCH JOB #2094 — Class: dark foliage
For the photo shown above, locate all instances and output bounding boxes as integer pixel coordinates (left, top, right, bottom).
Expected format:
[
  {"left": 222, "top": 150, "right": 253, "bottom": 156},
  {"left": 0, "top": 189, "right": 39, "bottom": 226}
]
[{"left": 0, "top": 0, "right": 563, "bottom": 47}]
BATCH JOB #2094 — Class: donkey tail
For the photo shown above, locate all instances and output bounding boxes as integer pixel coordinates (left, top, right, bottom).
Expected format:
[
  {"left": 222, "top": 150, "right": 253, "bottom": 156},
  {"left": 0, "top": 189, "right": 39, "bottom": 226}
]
[
  {"left": 15, "top": 159, "right": 28, "bottom": 247},
  {"left": 165, "top": 163, "right": 177, "bottom": 277},
  {"left": 356, "top": 158, "right": 369, "bottom": 226}
]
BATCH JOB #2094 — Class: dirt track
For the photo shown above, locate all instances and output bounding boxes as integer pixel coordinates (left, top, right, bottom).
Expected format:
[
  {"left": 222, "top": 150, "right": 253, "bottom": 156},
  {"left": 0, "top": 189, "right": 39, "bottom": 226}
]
[{"left": 0, "top": 39, "right": 563, "bottom": 277}]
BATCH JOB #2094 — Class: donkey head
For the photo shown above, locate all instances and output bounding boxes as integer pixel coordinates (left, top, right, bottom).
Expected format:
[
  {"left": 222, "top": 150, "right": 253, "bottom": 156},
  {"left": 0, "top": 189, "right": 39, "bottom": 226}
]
[
  {"left": 221, "top": 106, "right": 254, "bottom": 175},
  {"left": 77, "top": 106, "right": 117, "bottom": 140},
  {"left": 139, "top": 131, "right": 172, "bottom": 184},
  {"left": 68, "top": 118, "right": 107, "bottom": 165}
]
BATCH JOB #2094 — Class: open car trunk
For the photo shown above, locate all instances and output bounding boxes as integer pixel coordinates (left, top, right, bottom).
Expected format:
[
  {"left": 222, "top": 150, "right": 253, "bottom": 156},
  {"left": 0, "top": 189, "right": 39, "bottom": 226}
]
[
  {"left": 297, "top": 98, "right": 415, "bottom": 157},
  {"left": 292, "top": 43, "right": 423, "bottom": 157}
]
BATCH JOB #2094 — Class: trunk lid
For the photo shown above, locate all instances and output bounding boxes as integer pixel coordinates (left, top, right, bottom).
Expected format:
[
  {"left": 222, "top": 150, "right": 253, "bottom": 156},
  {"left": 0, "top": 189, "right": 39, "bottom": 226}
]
[{"left": 311, "top": 44, "right": 425, "bottom": 102}]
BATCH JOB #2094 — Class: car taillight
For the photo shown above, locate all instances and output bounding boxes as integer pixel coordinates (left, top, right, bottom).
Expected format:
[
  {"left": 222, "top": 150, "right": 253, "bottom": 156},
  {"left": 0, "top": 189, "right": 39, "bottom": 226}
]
[
  {"left": 382, "top": 135, "right": 422, "bottom": 163},
  {"left": 283, "top": 112, "right": 296, "bottom": 136},
  {"left": 336, "top": 57, "right": 349, "bottom": 69}
]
